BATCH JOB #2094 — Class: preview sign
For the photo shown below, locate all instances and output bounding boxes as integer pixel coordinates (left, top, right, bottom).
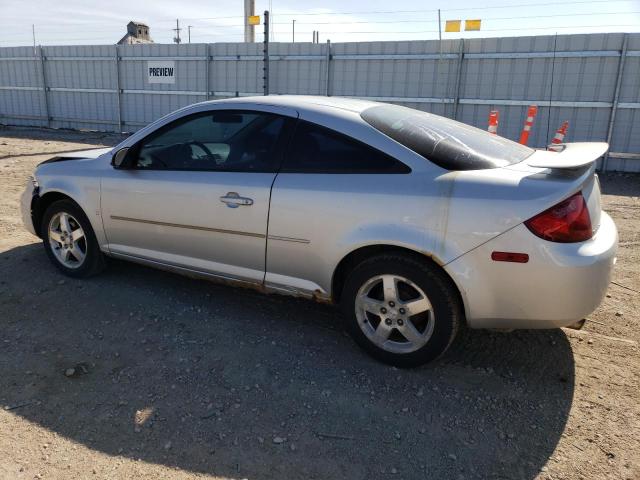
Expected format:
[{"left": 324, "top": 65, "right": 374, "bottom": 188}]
[{"left": 147, "top": 61, "right": 175, "bottom": 84}]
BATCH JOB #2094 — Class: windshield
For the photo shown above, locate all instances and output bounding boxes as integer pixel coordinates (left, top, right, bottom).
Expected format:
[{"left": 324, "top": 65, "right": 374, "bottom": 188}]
[{"left": 361, "top": 104, "right": 534, "bottom": 170}]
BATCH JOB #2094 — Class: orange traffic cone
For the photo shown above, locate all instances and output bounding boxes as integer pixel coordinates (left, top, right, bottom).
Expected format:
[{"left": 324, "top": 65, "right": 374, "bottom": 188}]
[
  {"left": 548, "top": 121, "right": 569, "bottom": 151},
  {"left": 518, "top": 105, "right": 538, "bottom": 145},
  {"left": 487, "top": 110, "right": 499, "bottom": 135}
]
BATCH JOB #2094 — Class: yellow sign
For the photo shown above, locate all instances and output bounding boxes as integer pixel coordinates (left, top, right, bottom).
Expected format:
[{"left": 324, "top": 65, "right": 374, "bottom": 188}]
[
  {"left": 248, "top": 15, "right": 261, "bottom": 26},
  {"left": 445, "top": 20, "right": 461, "bottom": 33},
  {"left": 465, "top": 19, "right": 482, "bottom": 31}
]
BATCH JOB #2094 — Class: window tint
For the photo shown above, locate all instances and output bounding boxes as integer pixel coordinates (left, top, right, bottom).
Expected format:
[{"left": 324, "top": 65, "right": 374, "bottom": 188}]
[
  {"left": 361, "top": 104, "right": 534, "bottom": 171},
  {"left": 133, "top": 111, "right": 286, "bottom": 172},
  {"left": 283, "top": 120, "right": 410, "bottom": 173}
]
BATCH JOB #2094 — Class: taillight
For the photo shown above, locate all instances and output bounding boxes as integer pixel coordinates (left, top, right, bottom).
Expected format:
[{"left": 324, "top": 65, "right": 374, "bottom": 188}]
[{"left": 524, "top": 192, "right": 592, "bottom": 243}]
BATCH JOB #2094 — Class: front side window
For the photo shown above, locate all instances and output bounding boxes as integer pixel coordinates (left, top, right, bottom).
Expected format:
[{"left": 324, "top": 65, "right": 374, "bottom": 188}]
[
  {"left": 133, "top": 111, "right": 286, "bottom": 172},
  {"left": 282, "top": 120, "right": 410, "bottom": 174}
]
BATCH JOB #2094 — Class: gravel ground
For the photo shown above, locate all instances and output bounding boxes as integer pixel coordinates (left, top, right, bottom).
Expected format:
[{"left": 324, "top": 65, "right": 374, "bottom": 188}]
[{"left": 0, "top": 125, "right": 638, "bottom": 480}]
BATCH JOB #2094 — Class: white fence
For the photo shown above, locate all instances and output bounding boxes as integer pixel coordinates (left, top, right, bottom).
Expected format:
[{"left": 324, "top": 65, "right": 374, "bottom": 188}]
[{"left": 0, "top": 32, "right": 639, "bottom": 171}]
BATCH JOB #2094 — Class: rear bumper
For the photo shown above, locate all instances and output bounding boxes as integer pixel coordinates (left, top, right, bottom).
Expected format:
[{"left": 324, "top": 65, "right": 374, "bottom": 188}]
[{"left": 444, "top": 212, "right": 618, "bottom": 329}]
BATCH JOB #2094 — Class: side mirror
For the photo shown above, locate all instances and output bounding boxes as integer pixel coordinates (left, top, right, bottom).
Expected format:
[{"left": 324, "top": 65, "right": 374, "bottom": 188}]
[{"left": 111, "top": 147, "right": 130, "bottom": 169}]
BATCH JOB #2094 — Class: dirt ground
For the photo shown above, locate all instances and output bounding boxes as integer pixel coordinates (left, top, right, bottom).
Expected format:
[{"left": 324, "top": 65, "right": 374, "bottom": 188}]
[{"left": 0, "top": 125, "right": 638, "bottom": 480}]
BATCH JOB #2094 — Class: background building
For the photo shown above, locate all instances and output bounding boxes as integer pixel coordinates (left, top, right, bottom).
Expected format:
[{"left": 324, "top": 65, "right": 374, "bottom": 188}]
[{"left": 117, "top": 21, "right": 153, "bottom": 45}]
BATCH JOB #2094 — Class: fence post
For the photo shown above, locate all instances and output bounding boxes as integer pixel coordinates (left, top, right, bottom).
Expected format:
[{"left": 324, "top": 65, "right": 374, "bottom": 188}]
[
  {"left": 325, "top": 39, "right": 332, "bottom": 96},
  {"left": 452, "top": 38, "right": 464, "bottom": 120},
  {"left": 263, "top": 11, "right": 269, "bottom": 95},
  {"left": 38, "top": 45, "right": 50, "bottom": 128},
  {"left": 603, "top": 33, "right": 628, "bottom": 173},
  {"left": 205, "top": 43, "right": 211, "bottom": 101},
  {"left": 113, "top": 45, "right": 122, "bottom": 132}
]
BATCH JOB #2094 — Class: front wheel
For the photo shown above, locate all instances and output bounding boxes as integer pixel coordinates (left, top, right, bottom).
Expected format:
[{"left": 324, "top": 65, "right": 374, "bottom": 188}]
[
  {"left": 341, "top": 253, "right": 462, "bottom": 368},
  {"left": 41, "top": 199, "right": 105, "bottom": 278}
]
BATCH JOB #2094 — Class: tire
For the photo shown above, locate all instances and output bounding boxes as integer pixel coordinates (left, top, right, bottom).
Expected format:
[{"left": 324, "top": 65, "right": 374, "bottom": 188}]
[
  {"left": 341, "top": 253, "right": 462, "bottom": 368},
  {"left": 41, "top": 199, "right": 105, "bottom": 278}
]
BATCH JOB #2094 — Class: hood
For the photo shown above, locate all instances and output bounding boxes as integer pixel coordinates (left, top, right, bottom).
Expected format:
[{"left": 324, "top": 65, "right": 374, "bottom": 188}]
[{"left": 39, "top": 147, "right": 113, "bottom": 165}]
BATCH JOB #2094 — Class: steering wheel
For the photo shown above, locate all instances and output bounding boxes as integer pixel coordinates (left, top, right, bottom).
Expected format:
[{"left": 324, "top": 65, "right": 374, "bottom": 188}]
[
  {"left": 190, "top": 141, "right": 215, "bottom": 160},
  {"left": 146, "top": 152, "right": 168, "bottom": 168}
]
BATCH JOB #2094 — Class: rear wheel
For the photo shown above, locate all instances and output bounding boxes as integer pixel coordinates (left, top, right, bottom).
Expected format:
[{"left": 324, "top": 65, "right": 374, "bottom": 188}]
[
  {"left": 341, "top": 253, "right": 461, "bottom": 368},
  {"left": 41, "top": 199, "right": 105, "bottom": 278}
]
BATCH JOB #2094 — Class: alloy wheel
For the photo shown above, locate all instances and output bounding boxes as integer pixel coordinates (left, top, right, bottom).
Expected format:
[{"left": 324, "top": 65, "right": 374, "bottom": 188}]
[
  {"left": 355, "top": 274, "right": 435, "bottom": 354},
  {"left": 48, "top": 211, "right": 87, "bottom": 269}
]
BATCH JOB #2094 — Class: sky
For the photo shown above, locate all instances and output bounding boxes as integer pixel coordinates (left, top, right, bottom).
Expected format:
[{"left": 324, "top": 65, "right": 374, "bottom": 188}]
[{"left": 0, "top": 0, "right": 639, "bottom": 46}]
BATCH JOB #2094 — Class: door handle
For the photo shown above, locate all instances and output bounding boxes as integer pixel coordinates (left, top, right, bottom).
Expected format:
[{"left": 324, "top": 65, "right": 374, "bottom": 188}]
[{"left": 220, "top": 192, "right": 254, "bottom": 208}]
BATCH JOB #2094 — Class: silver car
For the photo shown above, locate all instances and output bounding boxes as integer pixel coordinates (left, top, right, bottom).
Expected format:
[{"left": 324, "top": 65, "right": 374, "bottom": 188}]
[{"left": 21, "top": 96, "right": 618, "bottom": 367}]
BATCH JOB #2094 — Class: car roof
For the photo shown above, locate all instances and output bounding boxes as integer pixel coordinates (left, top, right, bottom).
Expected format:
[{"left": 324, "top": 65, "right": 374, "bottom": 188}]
[{"left": 203, "top": 95, "right": 381, "bottom": 115}]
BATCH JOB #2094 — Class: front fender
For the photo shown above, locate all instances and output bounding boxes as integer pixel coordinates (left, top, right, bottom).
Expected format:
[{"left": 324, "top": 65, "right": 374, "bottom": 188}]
[{"left": 36, "top": 172, "right": 107, "bottom": 249}]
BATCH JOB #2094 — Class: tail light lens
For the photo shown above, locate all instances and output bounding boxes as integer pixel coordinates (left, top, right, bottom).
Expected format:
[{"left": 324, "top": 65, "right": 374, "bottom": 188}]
[{"left": 525, "top": 192, "right": 592, "bottom": 243}]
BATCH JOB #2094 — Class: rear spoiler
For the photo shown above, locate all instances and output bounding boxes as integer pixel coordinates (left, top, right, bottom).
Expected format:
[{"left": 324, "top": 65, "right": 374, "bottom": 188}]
[{"left": 525, "top": 142, "right": 609, "bottom": 170}]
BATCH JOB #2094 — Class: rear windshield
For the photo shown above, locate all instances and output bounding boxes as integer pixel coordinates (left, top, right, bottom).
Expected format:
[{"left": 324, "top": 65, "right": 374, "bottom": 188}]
[{"left": 361, "top": 104, "right": 534, "bottom": 170}]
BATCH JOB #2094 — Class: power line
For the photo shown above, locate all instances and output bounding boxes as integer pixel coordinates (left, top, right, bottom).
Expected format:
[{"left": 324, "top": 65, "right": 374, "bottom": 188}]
[
  {"left": 20, "top": 0, "right": 632, "bottom": 25},
  {"left": 1, "top": 0, "right": 634, "bottom": 31},
  {"left": 0, "top": 0, "right": 630, "bottom": 31},
  {"left": 3, "top": 21, "right": 639, "bottom": 43},
  {"left": 2, "top": 22, "right": 244, "bottom": 36},
  {"left": 236, "top": 0, "right": 632, "bottom": 17},
  {"left": 275, "top": 11, "right": 639, "bottom": 26},
  {"left": 202, "top": 23, "right": 640, "bottom": 36},
  {"left": 164, "top": 0, "right": 629, "bottom": 22},
  {"left": 7, "top": 8, "right": 634, "bottom": 37},
  {"left": 286, "top": 23, "right": 638, "bottom": 35},
  {"left": 1, "top": 0, "right": 639, "bottom": 45},
  {"left": 4, "top": 15, "right": 639, "bottom": 41}
]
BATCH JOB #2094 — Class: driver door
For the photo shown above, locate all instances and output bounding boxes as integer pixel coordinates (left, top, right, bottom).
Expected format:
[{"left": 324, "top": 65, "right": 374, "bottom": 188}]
[{"left": 101, "top": 108, "right": 295, "bottom": 284}]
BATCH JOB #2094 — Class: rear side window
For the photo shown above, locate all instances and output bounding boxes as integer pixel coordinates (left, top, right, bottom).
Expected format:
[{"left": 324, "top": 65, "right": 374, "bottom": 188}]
[
  {"left": 361, "top": 104, "right": 534, "bottom": 171},
  {"left": 282, "top": 120, "right": 410, "bottom": 173}
]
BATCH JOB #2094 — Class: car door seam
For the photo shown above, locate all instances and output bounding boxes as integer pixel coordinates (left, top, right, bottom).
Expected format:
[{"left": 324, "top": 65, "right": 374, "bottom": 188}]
[
  {"left": 98, "top": 177, "right": 112, "bottom": 253},
  {"left": 263, "top": 114, "right": 300, "bottom": 285}
]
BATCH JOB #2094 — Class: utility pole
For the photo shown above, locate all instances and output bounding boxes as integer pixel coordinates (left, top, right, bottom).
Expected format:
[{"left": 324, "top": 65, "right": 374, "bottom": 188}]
[
  {"left": 263, "top": 10, "right": 269, "bottom": 95},
  {"left": 438, "top": 9, "right": 442, "bottom": 41},
  {"left": 292, "top": 20, "right": 295, "bottom": 43},
  {"left": 188, "top": 25, "right": 192, "bottom": 43},
  {"left": 173, "top": 19, "right": 181, "bottom": 44},
  {"left": 32, "top": 24, "right": 36, "bottom": 55},
  {"left": 269, "top": 0, "right": 274, "bottom": 41},
  {"left": 244, "top": 0, "right": 256, "bottom": 42}
]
